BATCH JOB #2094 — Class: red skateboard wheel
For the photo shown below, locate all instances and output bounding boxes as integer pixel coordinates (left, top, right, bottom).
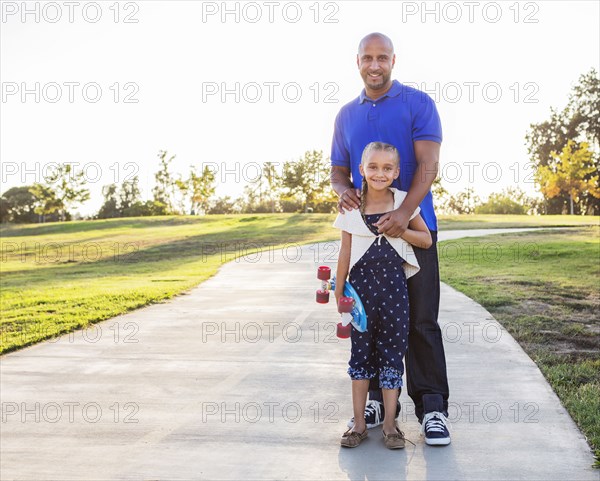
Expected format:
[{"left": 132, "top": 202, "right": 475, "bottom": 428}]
[
  {"left": 316, "top": 289, "right": 330, "bottom": 304},
  {"left": 337, "top": 322, "right": 351, "bottom": 338},
  {"left": 317, "top": 266, "right": 331, "bottom": 281},
  {"left": 338, "top": 297, "right": 353, "bottom": 313}
]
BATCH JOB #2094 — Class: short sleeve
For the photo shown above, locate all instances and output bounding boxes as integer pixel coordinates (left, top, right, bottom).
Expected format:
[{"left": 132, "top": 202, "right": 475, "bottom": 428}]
[
  {"left": 332, "top": 212, "right": 347, "bottom": 231},
  {"left": 409, "top": 206, "right": 421, "bottom": 220},
  {"left": 412, "top": 93, "right": 443, "bottom": 144},
  {"left": 330, "top": 111, "right": 350, "bottom": 168}
]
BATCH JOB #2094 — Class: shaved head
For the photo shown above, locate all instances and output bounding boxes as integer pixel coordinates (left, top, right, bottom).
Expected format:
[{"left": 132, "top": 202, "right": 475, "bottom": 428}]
[
  {"left": 358, "top": 33, "right": 394, "bottom": 54},
  {"left": 356, "top": 32, "right": 396, "bottom": 98}
]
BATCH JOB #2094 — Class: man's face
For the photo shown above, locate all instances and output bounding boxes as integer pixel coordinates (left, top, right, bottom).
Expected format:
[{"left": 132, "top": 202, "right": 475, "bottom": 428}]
[{"left": 357, "top": 37, "right": 395, "bottom": 94}]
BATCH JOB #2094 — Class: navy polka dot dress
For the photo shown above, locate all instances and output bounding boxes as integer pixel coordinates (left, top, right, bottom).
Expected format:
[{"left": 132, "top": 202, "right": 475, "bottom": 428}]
[{"left": 347, "top": 212, "right": 410, "bottom": 390}]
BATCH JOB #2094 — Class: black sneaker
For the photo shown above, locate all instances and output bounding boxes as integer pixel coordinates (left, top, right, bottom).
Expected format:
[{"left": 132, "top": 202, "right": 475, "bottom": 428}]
[
  {"left": 347, "top": 400, "right": 402, "bottom": 429},
  {"left": 421, "top": 411, "right": 451, "bottom": 446},
  {"left": 347, "top": 400, "right": 383, "bottom": 429}
]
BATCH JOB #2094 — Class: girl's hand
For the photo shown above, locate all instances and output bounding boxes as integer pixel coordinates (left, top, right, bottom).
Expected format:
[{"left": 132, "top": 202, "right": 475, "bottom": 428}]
[{"left": 334, "top": 288, "right": 344, "bottom": 312}]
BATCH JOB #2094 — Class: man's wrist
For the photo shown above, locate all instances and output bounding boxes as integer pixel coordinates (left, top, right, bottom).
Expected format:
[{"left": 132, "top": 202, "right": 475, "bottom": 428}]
[
  {"left": 339, "top": 187, "right": 353, "bottom": 198},
  {"left": 395, "top": 203, "right": 413, "bottom": 216}
]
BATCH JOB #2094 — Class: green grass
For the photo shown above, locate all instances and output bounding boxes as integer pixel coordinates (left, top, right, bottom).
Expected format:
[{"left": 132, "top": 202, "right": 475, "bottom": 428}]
[
  {"left": 2, "top": 213, "right": 599, "bottom": 463},
  {"left": 0, "top": 214, "right": 341, "bottom": 353},
  {"left": 1, "top": 213, "right": 596, "bottom": 355},
  {"left": 439, "top": 227, "right": 600, "bottom": 466},
  {"left": 437, "top": 213, "right": 599, "bottom": 230},
  {"left": 0, "top": 214, "right": 600, "bottom": 460}
]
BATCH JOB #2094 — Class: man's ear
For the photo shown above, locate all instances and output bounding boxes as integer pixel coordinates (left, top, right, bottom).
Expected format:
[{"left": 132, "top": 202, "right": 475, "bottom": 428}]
[
  {"left": 392, "top": 54, "right": 396, "bottom": 69},
  {"left": 356, "top": 54, "right": 360, "bottom": 68}
]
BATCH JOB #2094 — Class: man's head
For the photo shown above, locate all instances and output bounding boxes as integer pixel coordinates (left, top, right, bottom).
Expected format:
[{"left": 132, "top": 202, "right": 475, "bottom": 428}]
[{"left": 357, "top": 33, "right": 395, "bottom": 98}]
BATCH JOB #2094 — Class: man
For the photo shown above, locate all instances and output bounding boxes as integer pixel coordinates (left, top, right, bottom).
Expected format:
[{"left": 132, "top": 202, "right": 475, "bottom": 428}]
[{"left": 330, "top": 32, "right": 450, "bottom": 445}]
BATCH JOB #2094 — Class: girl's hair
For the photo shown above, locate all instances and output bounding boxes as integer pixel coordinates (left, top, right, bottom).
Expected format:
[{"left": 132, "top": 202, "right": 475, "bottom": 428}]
[{"left": 359, "top": 142, "right": 400, "bottom": 215}]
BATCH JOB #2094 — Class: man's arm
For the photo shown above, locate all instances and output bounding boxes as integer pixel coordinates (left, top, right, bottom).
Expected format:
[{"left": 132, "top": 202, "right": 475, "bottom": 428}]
[
  {"left": 331, "top": 165, "right": 361, "bottom": 213},
  {"left": 374, "top": 140, "right": 440, "bottom": 236}
]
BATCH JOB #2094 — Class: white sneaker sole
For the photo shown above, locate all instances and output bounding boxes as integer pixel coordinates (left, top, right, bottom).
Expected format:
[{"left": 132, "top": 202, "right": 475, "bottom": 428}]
[{"left": 425, "top": 436, "right": 451, "bottom": 446}]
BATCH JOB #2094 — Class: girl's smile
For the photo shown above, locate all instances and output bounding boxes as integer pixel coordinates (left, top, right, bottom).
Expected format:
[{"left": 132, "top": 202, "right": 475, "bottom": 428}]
[{"left": 359, "top": 150, "right": 400, "bottom": 191}]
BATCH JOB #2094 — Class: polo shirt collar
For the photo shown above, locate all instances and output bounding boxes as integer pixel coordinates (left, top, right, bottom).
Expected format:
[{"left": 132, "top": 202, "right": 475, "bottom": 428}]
[{"left": 359, "top": 79, "right": 402, "bottom": 103}]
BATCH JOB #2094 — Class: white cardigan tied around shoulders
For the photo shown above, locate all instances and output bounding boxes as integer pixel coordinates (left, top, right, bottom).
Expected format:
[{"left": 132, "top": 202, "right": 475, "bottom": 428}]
[{"left": 333, "top": 188, "right": 421, "bottom": 279}]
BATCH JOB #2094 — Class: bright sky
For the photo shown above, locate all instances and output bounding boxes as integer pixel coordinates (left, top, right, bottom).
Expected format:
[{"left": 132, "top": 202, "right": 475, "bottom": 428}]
[{"left": 1, "top": 0, "right": 599, "bottom": 216}]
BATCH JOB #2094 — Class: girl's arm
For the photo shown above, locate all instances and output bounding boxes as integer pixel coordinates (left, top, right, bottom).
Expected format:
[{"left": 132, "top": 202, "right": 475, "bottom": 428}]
[
  {"left": 334, "top": 230, "right": 352, "bottom": 310},
  {"left": 400, "top": 213, "right": 432, "bottom": 249}
]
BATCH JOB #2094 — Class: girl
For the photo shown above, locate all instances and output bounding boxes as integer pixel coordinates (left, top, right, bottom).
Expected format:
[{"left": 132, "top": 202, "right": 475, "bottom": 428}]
[{"left": 333, "top": 141, "right": 432, "bottom": 450}]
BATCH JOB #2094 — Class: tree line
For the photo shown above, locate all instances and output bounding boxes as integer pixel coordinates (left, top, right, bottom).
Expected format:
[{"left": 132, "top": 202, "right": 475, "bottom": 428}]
[
  {"left": 0, "top": 150, "right": 338, "bottom": 222},
  {"left": 1, "top": 69, "right": 597, "bottom": 223}
]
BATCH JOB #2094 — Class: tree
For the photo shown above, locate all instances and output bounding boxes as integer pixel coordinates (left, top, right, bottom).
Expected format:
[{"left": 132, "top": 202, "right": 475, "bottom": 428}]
[
  {"left": 153, "top": 150, "right": 176, "bottom": 213},
  {"left": 281, "top": 150, "right": 337, "bottom": 213},
  {"left": 98, "top": 184, "right": 120, "bottom": 219},
  {"left": 174, "top": 176, "right": 189, "bottom": 215},
  {"left": 535, "top": 141, "right": 600, "bottom": 214},
  {"left": 29, "top": 184, "right": 62, "bottom": 223},
  {"left": 189, "top": 165, "right": 216, "bottom": 215},
  {"left": 119, "top": 177, "right": 141, "bottom": 212},
  {"left": 0, "top": 186, "right": 38, "bottom": 223},
  {"left": 207, "top": 196, "right": 238, "bottom": 214},
  {"left": 122, "top": 200, "right": 169, "bottom": 217},
  {"left": 444, "top": 188, "right": 480, "bottom": 214},
  {"left": 240, "top": 162, "right": 282, "bottom": 213},
  {"left": 0, "top": 197, "right": 9, "bottom": 223},
  {"left": 53, "top": 164, "right": 90, "bottom": 220},
  {"left": 41, "top": 163, "right": 90, "bottom": 221},
  {"left": 474, "top": 188, "right": 530, "bottom": 215},
  {"left": 526, "top": 68, "right": 599, "bottom": 214}
]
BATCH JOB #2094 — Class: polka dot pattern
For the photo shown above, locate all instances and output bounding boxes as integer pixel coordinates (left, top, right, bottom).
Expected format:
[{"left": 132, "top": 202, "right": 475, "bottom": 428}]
[{"left": 347, "top": 212, "right": 409, "bottom": 390}]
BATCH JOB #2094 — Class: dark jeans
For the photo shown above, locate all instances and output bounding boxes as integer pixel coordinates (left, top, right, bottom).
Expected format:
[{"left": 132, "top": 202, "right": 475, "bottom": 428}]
[{"left": 368, "top": 230, "right": 449, "bottom": 422}]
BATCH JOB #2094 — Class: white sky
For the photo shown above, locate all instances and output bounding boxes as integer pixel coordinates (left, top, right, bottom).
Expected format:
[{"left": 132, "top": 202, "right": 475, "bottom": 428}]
[{"left": 1, "top": 0, "right": 599, "bottom": 216}]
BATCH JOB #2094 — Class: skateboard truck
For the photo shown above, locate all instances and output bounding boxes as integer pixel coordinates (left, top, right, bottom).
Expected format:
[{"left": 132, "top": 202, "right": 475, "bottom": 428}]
[{"left": 316, "top": 265, "right": 367, "bottom": 338}]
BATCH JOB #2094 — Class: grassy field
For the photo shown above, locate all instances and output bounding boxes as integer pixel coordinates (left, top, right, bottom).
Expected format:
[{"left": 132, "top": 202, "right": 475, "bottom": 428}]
[
  {"left": 438, "top": 227, "right": 600, "bottom": 465},
  {"left": 1, "top": 213, "right": 597, "bottom": 355},
  {"left": 1, "top": 213, "right": 598, "bottom": 462},
  {"left": 437, "top": 213, "right": 599, "bottom": 230},
  {"left": 0, "top": 214, "right": 342, "bottom": 354}
]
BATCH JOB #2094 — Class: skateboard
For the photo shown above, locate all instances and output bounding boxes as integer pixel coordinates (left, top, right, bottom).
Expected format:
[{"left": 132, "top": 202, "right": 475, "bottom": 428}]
[{"left": 316, "top": 265, "right": 367, "bottom": 338}]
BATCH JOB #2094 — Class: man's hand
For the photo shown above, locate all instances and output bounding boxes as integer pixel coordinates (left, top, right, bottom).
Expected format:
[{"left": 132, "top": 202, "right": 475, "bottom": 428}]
[
  {"left": 337, "top": 188, "right": 361, "bottom": 214},
  {"left": 374, "top": 205, "right": 411, "bottom": 237}
]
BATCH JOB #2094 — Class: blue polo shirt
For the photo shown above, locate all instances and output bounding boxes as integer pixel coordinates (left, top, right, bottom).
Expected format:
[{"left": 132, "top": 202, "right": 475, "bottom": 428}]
[{"left": 331, "top": 79, "right": 442, "bottom": 231}]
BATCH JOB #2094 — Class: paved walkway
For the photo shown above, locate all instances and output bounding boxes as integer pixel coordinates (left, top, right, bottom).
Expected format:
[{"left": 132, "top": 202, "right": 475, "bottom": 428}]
[{"left": 1, "top": 229, "right": 598, "bottom": 480}]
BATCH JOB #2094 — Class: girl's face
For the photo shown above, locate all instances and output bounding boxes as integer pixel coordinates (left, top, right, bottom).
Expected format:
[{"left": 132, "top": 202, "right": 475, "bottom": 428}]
[{"left": 359, "top": 150, "right": 400, "bottom": 191}]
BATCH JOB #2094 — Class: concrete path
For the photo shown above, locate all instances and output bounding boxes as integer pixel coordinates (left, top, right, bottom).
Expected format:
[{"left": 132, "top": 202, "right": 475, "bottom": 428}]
[{"left": 1, "top": 228, "right": 597, "bottom": 480}]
